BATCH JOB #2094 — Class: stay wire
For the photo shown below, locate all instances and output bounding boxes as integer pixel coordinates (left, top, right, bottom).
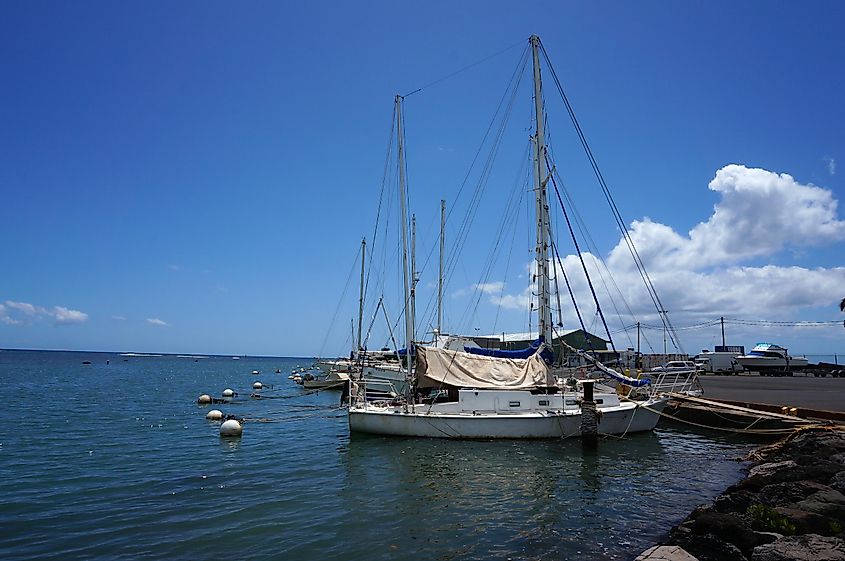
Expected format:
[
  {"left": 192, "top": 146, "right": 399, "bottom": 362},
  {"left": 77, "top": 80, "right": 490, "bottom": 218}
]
[
  {"left": 538, "top": 40, "right": 683, "bottom": 353},
  {"left": 403, "top": 39, "right": 526, "bottom": 98},
  {"left": 547, "top": 160, "right": 616, "bottom": 352}
]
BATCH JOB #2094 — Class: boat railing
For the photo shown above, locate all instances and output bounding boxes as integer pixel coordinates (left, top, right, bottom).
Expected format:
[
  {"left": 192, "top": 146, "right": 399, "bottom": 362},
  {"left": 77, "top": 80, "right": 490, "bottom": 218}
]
[
  {"left": 649, "top": 370, "right": 702, "bottom": 396},
  {"left": 352, "top": 377, "right": 400, "bottom": 406}
]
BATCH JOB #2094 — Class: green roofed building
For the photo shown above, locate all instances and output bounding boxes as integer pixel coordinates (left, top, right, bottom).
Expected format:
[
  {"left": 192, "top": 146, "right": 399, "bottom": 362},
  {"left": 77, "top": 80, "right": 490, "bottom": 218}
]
[{"left": 472, "top": 329, "right": 610, "bottom": 363}]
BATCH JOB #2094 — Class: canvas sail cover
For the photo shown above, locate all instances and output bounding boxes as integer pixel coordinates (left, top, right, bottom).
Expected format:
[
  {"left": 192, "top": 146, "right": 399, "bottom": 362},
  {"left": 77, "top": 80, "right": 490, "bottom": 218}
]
[{"left": 416, "top": 344, "right": 554, "bottom": 389}]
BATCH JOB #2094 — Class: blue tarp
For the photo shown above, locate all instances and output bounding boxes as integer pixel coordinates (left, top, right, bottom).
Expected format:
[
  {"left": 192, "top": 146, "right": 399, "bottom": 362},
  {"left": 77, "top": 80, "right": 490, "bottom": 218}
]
[{"left": 465, "top": 337, "right": 554, "bottom": 364}]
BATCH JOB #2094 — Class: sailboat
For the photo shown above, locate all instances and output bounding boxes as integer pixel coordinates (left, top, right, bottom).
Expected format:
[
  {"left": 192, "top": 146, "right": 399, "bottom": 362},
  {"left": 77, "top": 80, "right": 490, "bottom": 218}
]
[{"left": 348, "top": 35, "right": 670, "bottom": 439}]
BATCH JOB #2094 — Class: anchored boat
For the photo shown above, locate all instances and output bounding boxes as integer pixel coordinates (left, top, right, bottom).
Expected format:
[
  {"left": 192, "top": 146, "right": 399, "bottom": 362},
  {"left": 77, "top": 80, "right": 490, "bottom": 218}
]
[{"left": 347, "top": 35, "right": 679, "bottom": 439}]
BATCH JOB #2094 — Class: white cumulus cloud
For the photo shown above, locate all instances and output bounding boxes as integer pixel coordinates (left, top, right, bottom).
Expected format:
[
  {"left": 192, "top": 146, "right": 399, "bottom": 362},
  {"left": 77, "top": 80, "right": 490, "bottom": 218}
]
[
  {"left": 146, "top": 318, "right": 168, "bottom": 326},
  {"left": 609, "top": 164, "right": 845, "bottom": 272},
  {"left": 51, "top": 306, "right": 89, "bottom": 326},
  {"left": 476, "top": 164, "right": 845, "bottom": 334},
  {"left": 1, "top": 300, "right": 89, "bottom": 326}
]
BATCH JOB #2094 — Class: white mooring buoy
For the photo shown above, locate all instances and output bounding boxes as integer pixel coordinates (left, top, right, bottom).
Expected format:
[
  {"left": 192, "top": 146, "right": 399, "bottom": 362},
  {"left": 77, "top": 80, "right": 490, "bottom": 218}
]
[
  {"left": 220, "top": 419, "right": 243, "bottom": 437},
  {"left": 253, "top": 381, "right": 263, "bottom": 390},
  {"left": 197, "top": 394, "right": 212, "bottom": 405},
  {"left": 206, "top": 409, "right": 223, "bottom": 421},
  {"left": 251, "top": 370, "right": 259, "bottom": 375},
  {"left": 222, "top": 388, "right": 235, "bottom": 398}
]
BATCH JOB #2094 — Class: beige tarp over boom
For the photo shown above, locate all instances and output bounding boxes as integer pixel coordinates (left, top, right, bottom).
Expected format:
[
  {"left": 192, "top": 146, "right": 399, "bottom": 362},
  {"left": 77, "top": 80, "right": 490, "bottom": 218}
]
[{"left": 416, "top": 345, "right": 554, "bottom": 389}]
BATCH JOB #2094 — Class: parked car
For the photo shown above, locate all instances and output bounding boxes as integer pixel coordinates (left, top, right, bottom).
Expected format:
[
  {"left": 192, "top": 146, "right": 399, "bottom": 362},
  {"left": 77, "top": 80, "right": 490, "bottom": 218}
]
[{"left": 650, "top": 360, "right": 698, "bottom": 372}]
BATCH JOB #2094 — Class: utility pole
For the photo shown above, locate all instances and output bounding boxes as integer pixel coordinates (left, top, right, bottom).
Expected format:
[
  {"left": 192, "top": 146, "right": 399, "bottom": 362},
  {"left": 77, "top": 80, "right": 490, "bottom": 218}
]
[
  {"left": 636, "top": 321, "right": 641, "bottom": 369},
  {"left": 720, "top": 316, "right": 725, "bottom": 347},
  {"left": 659, "top": 310, "right": 668, "bottom": 356}
]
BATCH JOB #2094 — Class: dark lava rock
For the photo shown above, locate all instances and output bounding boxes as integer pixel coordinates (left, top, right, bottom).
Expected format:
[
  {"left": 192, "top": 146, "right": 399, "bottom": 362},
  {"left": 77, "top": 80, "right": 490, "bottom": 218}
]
[
  {"left": 670, "top": 532, "right": 748, "bottom": 561},
  {"left": 757, "top": 480, "right": 832, "bottom": 507},
  {"left": 743, "top": 462, "right": 843, "bottom": 490},
  {"left": 714, "top": 489, "right": 757, "bottom": 514},
  {"left": 682, "top": 511, "right": 759, "bottom": 554},
  {"left": 796, "top": 488, "right": 845, "bottom": 520},
  {"left": 750, "top": 534, "right": 845, "bottom": 561},
  {"left": 830, "top": 472, "right": 845, "bottom": 494},
  {"left": 775, "top": 507, "right": 841, "bottom": 536},
  {"left": 652, "top": 431, "right": 845, "bottom": 561}
]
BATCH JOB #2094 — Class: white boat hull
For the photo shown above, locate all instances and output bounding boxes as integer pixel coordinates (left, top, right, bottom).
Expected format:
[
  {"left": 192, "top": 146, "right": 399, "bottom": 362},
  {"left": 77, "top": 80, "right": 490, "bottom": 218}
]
[
  {"left": 349, "top": 397, "right": 667, "bottom": 439},
  {"left": 734, "top": 357, "right": 808, "bottom": 371}
]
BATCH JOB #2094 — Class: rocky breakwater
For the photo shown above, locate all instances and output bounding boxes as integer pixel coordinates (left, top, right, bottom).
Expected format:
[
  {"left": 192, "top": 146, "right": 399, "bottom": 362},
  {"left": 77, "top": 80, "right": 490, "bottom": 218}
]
[{"left": 637, "top": 428, "right": 845, "bottom": 561}]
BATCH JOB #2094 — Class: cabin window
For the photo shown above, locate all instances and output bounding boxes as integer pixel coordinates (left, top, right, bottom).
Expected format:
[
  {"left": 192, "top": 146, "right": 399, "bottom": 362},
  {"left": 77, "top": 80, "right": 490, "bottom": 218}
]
[
  {"left": 596, "top": 399, "right": 604, "bottom": 404},
  {"left": 565, "top": 399, "right": 577, "bottom": 406},
  {"left": 508, "top": 401, "right": 520, "bottom": 407},
  {"left": 538, "top": 400, "right": 549, "bottom": 406}
]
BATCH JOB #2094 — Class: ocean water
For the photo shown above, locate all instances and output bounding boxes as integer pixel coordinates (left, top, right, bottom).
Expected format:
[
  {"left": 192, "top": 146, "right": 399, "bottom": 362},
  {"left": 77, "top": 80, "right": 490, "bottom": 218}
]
[{"left": 0, "top": 350, "right": 760, "bottom": 560}]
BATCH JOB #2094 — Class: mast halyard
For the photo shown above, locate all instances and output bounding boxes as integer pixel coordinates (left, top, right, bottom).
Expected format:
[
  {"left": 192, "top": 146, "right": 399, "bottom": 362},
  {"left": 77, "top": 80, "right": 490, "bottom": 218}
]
[
  {"left": 411, "top": 213, "right": 417, "bottom": 345},
  {"left": 437, "top": 199, "right": 445, "bottom": 337},
  {"left": 356, "top": 237, "right": 366, "bottom": 355},
  {"left": 530, "top": 35, "right": 553, "bottom": 349},
  {"left": 395, "top": 95, "right": 414, "bottom": 384}
]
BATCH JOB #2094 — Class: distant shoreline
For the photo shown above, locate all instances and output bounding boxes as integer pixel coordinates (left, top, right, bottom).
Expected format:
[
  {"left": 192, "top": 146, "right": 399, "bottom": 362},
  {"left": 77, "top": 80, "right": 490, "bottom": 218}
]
[{"left": 0, "top": 348, "right": 315, "bottom": 360}]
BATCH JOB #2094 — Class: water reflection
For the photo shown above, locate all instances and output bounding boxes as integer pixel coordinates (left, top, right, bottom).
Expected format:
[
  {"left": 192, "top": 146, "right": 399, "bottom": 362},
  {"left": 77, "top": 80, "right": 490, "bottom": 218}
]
[{"left": 338, "top": 432, "right": 686, "bottom": 560}]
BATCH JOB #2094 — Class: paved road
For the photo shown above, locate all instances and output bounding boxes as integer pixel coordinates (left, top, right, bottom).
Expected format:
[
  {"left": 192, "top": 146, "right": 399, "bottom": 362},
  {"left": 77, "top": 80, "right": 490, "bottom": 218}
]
[{"left": 699, "top": 374, "right": 845, "bottom": 412}]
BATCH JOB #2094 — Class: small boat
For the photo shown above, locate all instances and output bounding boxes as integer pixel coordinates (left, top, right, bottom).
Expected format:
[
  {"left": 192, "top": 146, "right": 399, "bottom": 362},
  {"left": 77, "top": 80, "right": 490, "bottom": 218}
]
[
  {"left": 734, "top": 343, "right": 808, "bottom": 375},
  {"left": 302, "top": 370, "right": 350, "bottom": 390}
]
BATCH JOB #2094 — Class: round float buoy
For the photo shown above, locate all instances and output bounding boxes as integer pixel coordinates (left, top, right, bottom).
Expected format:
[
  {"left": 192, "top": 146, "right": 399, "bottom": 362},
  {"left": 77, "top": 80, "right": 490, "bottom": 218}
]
[
  {"left": 253, "top": 381, "right": 263, "bottom": 390},
  {"left": 251, "top": 370, "right": 259, "bottom": 375},
  {"left": 206, "top": 409, "right": 223, "bottom": 421},
  {"left": 222, "top": 388, "right": 234, "bottom": 398},
  {"left": 220, "top": 419, "right": 243, "bottom": 437},
  {"left": 197, "top": 394, "right": 212, "bottom": 405}
]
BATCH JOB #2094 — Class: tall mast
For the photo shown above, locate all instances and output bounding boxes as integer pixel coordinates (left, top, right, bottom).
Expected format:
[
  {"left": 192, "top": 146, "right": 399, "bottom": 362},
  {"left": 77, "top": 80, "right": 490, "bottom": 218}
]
[
  {"left": 530, "top": 35, "right": 553, "bottom": 346},
  {"left": 437, "top": 199, "right": 445, "bottom": 337},
  {"left": 356, "top": 237, "right": 366, "bottom": 355},
  {"left": 396, "top": 95, "right": 414, "bottom": 379}
]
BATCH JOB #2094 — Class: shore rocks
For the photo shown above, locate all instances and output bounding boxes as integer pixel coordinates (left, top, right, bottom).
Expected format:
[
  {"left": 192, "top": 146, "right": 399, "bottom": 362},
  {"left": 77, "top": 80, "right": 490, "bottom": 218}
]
[{"left": 641, "top": 428, "right": 845, "bottom": 561}]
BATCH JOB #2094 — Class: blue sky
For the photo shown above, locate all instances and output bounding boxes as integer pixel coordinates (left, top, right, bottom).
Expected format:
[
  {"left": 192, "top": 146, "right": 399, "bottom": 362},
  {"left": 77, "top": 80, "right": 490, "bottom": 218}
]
[{"left": 2, "top": 1, "right": 844, "bottom": 357}]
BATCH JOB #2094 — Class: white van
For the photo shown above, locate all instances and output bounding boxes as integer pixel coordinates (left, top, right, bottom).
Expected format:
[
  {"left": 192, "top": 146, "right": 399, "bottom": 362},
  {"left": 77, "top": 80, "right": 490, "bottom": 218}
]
[{"left": 693, "top": 351, "right": 743, "bottom": 374}]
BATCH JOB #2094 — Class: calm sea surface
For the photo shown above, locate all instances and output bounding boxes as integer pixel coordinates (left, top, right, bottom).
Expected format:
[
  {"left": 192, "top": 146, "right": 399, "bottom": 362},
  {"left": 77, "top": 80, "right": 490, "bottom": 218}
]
[{"left": 0, "top": 350, "right": 762, "bottom": 560}]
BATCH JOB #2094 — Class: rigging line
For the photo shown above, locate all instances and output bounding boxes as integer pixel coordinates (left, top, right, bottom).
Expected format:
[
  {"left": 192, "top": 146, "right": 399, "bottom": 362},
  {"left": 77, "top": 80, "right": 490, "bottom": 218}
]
[
  {"left": 364, "top": 104, "right": 397, "bottom": 316},
  {"left": 316, "top": 241, "right": 365, "bottom": 359},
  {"left": 448, "top": 78, "right": 525, "bottom": 334},
  {"left": 492, "top": 162, "right": 530, "bottom": 335},
  {"left": 538, "top": 40, "right": 683, "bottom": 353},
  {"left": 441, "top": 47, "right": 530, "bottom": 300},
  {"left": 544, "top": 152, "right": 637, "bottom": 350},
  {"left": 462, "top": 150, "right": 527, "bottom": 333},
  {"left": 402, "top": 39, "right": 526, "bottom": 98},
  {"left": 550, "top": 238, "right": 593, "bottom": 353},
  {"left": 452, "top": 137, "right": 529, "bottom": 333},
  {"left": 547, "top": 161, "right": 615, "bottom": 352},
  {"left": 361, "top": 297, "right": 384, "bottom": 351},
  {"left": 724, "top": 318, "right": 843, "bottom": 326},
  {"left": 459, "top": 152, "right": 529, "bottom": 335}
]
